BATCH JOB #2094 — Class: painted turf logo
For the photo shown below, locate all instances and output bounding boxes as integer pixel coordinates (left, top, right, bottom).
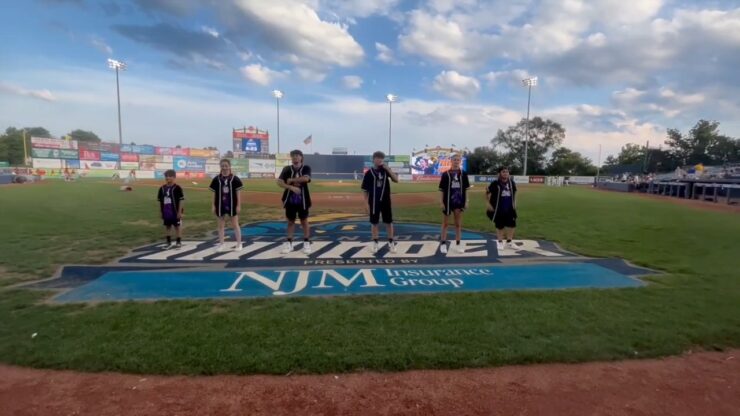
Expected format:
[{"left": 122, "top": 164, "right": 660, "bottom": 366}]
[{"left": 122, "top": 220, "right": 569, "bottom": 267}]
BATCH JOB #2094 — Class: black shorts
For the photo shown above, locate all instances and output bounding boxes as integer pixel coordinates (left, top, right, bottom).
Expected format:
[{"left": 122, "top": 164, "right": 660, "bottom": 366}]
[
  {"left": 370, "top": 201, "right": 393, "bottom": 225},
  {"left": 285, "top": 205, "right": 309, "bottom": 221},
  {"left": 487, "top": 210, "right": 516, "bottom": 230},
  {"left": 163, "top": 218, "right": 181, "bottom": 227},
  {"left": 443, "top": 204, "right": 465, "bottom": 215}
]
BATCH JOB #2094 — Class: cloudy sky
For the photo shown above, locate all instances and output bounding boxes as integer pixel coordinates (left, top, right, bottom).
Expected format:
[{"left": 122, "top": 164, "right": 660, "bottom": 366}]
[{"left": 1, "top": 0, "right": 738, "bottom": 160}]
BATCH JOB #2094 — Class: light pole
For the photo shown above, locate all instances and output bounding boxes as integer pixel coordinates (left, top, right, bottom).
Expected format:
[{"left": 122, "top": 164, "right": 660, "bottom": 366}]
[
  {"left": 521, "top": 76, "right": 537, "bottom": 176},
  {"left": 386, "top": 94, "right": 396, "bottom": 155},
  {"left": 107, "top": 59, "right": 126, "bottom": 147},
  {"left": 272, "top": 89, "right": 283, "bottom": 154}
]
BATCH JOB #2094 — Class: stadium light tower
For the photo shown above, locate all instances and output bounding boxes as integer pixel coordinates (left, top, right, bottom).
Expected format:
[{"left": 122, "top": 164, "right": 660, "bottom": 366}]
[
  {"left": 521, "top": 76, "right": 537, "bottom": 176},
  {"left": 107, "top": 58, "right": 126, "bottom": 146},
  {"left": 273, "top": 89, "right": 283, "bottom": 154},
  {"left": 386, "top": 94, "right": 397, "bottom": 155}
]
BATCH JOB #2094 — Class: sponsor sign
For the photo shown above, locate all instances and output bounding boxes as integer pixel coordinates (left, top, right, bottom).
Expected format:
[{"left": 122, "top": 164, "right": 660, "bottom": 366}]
[
  {"left": 241, "top": 138, "right": 262, "bottom": 153},
  {"left": 32, "top": 148, "right": 59, "bottom": 159},
  {"left": 139, "top": 155, "right": 157, "bottom": 163},
  {"left": 529, "top": 176, "right": 545, "bottom": 184},
  {"left": 79, "top": 150, "right": 100, "bottom": 161},
  {"left": 248, "top": 159, "right": 276, "bottom": 173},
  {"left": 65, "top": 159, "right": 80, "bottom": 169},
  {"left": 172, "top": 147, "right": 190, "bottom": 156},
  {"left": 155, "top": 155, "right": 173, "bottom": 163},
  {"left": 120, "top": 153, "right": 139, "bottom": 162},
  {"left": 566, "top": 176, "right": 596, "bottom": 185},
  {"left": 247, "top": 172, "right": 276, "bottom": 179},
  {"left": 140, "top": 162, "right": 156, "bottom": 170},
  {"left": 39, "top": 219, "right": 651, "bottom": 303},
  {"left": 79, "top": 142, "right": 119, "bottom": 152},
  {"left": 80, "top": 160, "right": 118, "bottom": 170},
  {"left": 31, "top": 137, "right": 78, "bottom": 149},
  {"left": 120, "top": 162, "right": 140, "bottom": 170},
  {"left": 138, "top": 145, "right": 156, "bottom": 155},
  {"left": 120, "top": 144, "right": 133, "bottom": 153},
  {"left": 155, "top": 162, "right": 173, "bottom": 170},
  {"left": 206, "top": 163, "right": 221, "bottom": 174},
  {"left": 189, "top": 149, "right": 214, "bottom": 158},
  {"left": 174, "top": 157, "right": 206, "bottom": 172},
  {"left": 100, "top": 152, "right": 120, "bottom": 162},
  {"left": 155, "top": 147, "right": 172, "bottom": 155},
  {"left": 32, "top": 158, "right": 63, "bottom": 169},
  {"left": 474, "top": 175, "right": 529, "bottom": 184}
]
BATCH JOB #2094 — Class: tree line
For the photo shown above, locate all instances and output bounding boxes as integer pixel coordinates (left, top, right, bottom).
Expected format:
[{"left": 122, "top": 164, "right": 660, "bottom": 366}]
[
  {"left": 0, "top": 127, "right": 102, "bottom": 165},
  {"left": 466, "top": 118, "right": 738, "bottom": 176}
]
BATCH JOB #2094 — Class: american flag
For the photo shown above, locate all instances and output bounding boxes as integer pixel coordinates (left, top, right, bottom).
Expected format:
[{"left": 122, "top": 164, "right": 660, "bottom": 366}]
[{"left": 303, "top": 134, "right": 312, "bottom": 145}]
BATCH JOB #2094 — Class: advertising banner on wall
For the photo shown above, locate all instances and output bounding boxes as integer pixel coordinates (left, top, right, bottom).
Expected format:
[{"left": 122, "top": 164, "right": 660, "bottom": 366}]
[
  {"left": 80, "top": 142, "right": 119, "bottom": 153},
  {"left": 31, "top": 137, "right": 78, "bottom": 150},
  {"left": 138, "top": 145, "right": 156, "bottom": 155},
  {"left": 80, "top": 160, "right": 118, "bottom": 170},
  {"left": 139, "top": 155, "right": 157, "bottom": 163},
  {"left": 32, "top": 158, "right": 63, "bottom": 169},
  {"left": 174, "top": 157, "right": 206, "bottom": 172},
  {"left": 155, "top": 146, "right": 172, "bottom": 155},
  {"left": 120, "top": 162, "right": 139, "bottom": 170},
  {"left": 79, "top": 150, "right": 100, "bottom": 161},
  {"left": 155, "top": 162, "right": 173, "bottom": 170},
  {"left": 64, "top": 159, "right": 80, "bottom": 169},
  {"left": 171, "top": 147, "right": 189, "bottom": 156},
  {"left": 155, "top": 155, "right": 173, "bottom": 163},
  {"left": 139, "top": 161, "right": 156, "bottom": 170},
  {"left": 248, "top": 158, "right": 276, "bottom": 173},
  {"left": 189, "top": 149, "right": 212, "bottom": 158},
  {"left": 205, "top": 163, "right": 221, "bottom": 174},
  {"left": 120, "top": 153, "right": 138, "bottom": 162},
  {"left": 529, "top": 176, "right": 545, "bottom": 184},
  {"left": 101, "top": 152, "right": 120, "bottom": 161},
  {"left": 32, "top": 148, "right": 60, "bottom": 159},
  {"left": 59, "top": 149, "right": 79, "bottom": 159}
]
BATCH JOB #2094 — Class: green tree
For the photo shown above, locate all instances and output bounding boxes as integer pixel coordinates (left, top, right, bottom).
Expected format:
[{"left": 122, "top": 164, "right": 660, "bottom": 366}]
[
  {"left": 491, "top": 117, "right": 565, "bottom": 174},
  {"left": 664, "top": 120, "right": 739, "bottom": 166},
  {"left": 68, "top": 129, "right": 101, "bottom": 143},
  {"left": 547, "top": 147, "right": 597, "bottom": 175},
  {"left": 465, "top": 146, "right": 503, "bottom": 174},
  {"left": 616, "top": 143, "right": 645, "bottom": 165},
  {"left": 0, "top": 127, "right": 52, "bottom": 165}
]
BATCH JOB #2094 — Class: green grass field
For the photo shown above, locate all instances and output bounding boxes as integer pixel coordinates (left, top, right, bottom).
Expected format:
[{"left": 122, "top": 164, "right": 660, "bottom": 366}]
[{"left": 1, "top": 179, "right": 739, "bottom": 375}]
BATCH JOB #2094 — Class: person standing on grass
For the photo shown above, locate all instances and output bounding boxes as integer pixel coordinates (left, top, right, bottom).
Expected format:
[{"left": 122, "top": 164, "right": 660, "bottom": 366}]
[
  {"left": 486, "top": 166, "right": 518, "bottom": 251},
  {"left": 438, "top": 153, "right": 470, "bottom": 254},
  {"left": 157, "top": 169, "right": 185, "bottom": 249},
  {"left": 277, "top": 149, "right": 313, "bottom": 254},
  {"left": 209, "top": 159, "right": 243, "bottom": 252},
  {"left": 361, "top": 151, "right": 399, "bottom": 254}
]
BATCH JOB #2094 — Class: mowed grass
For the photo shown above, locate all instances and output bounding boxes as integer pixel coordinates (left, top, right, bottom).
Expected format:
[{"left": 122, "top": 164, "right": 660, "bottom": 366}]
[{"left": 0, "top": 179, "right": 739, "bottom": 375}]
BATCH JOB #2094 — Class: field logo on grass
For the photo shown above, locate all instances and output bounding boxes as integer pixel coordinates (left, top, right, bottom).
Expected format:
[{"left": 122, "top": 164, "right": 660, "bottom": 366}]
[{"left": 119, "top": 219, "right": 570, "bottom": 267}]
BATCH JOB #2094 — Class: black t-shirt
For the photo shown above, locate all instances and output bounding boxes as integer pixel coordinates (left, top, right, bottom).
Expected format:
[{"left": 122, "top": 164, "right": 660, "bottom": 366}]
[
  {"left": 361, "top": 167, "right": 391, "bottom": 213},
  {"left": 157, "top": 184, "right": 184, "bottom": 220},
  {"left": 439, "top": 169, "right": 470, "bottom": 209},
  {"left": 209, "top": 174, "right": 244, "bottom": 213},
  {"left": 279, "top": 164, "right": 312, "bottom": 209}
]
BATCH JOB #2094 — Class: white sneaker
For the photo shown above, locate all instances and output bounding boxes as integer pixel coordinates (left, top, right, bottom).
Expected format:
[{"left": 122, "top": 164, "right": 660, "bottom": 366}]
[
  {"left": 454, "top": 242, "right": 464, "bottom": 254},
  {"left": 496, "top": 241, "right": 504, "bottom": 251},
  {"left": 371, "top": 241, "right": 380, "bottom": 253},
  {"left": 215, "top": 243, "right": 227, "bottom": 252},
  {"left": 440, "top": 243, "right": 448, "bottom": 254},
  {"left": 303, "top": 241, "right": 312, "bottom": 254},
  {"left": 233, "top": 243, "right": 242, "bottom": 252},
  {"left": 281, "top": 242, "right": 293, "bottom": 254},
  {"left": 505, "top": 241, "right": 514, "bottom": 250},
  {"left": 165, "top": 242, "right": 176, "bottom": 250},
  {"left": 389, "top": 241, "right": 397, "bottom": 253}
]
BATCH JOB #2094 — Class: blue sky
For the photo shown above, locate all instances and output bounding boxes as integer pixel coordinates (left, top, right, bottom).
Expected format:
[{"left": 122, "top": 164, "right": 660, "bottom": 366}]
[{"left": 1, "top": 0, "right": 739, "bottom": 160}]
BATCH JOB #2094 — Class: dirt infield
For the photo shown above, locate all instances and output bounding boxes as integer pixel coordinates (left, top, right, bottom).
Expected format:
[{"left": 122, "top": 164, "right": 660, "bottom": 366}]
[{"left": 1, "top": 349, "right": 737, "bottom": 416}]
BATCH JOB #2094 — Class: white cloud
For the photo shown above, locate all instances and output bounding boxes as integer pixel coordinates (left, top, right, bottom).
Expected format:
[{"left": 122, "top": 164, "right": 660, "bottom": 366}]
[
  {"left": 483, "top": 69, "right": 533, "bottom": 87},
  {"left": 375, "top": 42, "right": 399, "bottom": 65},
  {"left": 341, "top": 75, "right": 363, "bottom": 90},
  {"left": 320, "top": 0, "right": 400, "bottom": 18},
  {"left": 90, "top": 36, "right": 113, "bottom": 55},
  {"left": 232, "top": 0, "right": 364, "bottom": 69},
  {"left": 239, "top": 63, "right": 286, "bottom": 86},
  {"left": 200, "top": 25, "right": 219, "bottom": 38},
  {"left": 0, "top": 82, "right": 56, "bottom": 102},
  {"left": 432, "top": 71, "right": 481, "bottom": 100},
  {"left": 295, "top": 67, "right": 327, "bottom": 83}
]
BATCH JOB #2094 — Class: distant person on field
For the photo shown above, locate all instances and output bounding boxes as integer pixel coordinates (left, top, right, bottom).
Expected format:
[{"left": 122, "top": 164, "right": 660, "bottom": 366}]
[
  {"left": 486, "top": 167, "right": 518, "bottom": 251},
  {"left": 362, "top": 151, "right": 399, "bottom": 254},
  {"left": 209, "top": 159, "right": 243, "bottom": 252},
  {"left": 157, "top": 169, "right": 185, "bottom": 249},
  {"left": 438, "top": 153, "right": 470, "bottom": 254},
  {"left": 277, "top": 149, "right": 313, "bottom": 254}
]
